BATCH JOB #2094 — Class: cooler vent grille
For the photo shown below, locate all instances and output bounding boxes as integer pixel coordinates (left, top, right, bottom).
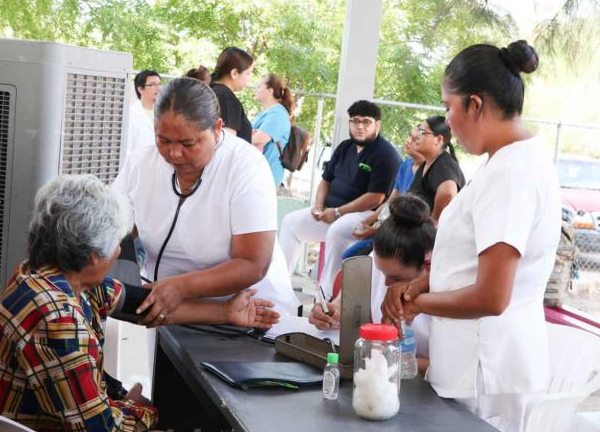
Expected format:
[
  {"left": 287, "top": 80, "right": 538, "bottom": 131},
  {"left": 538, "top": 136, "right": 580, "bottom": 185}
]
[
  {"left": 0, "top": 91, "right": 11, "bottom": 283},
  {"left": 61, "top": 73, "right": 126, "bottom": 183}
]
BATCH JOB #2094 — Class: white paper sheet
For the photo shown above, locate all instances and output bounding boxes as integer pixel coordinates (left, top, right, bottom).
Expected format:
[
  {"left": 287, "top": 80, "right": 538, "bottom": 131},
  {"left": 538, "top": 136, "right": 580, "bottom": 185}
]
[{"left": 265, "top": 315, "right": 340, "bottom": 345}]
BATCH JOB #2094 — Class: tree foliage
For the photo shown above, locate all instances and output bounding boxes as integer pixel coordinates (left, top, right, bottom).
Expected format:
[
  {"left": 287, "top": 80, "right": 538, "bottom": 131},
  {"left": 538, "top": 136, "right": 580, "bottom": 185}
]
[
  {"left": 533, "top": 0, "right": 600, "bottom": 64},
  {"left": 374, "top": 0, "right": 516, "bottom": 145}
]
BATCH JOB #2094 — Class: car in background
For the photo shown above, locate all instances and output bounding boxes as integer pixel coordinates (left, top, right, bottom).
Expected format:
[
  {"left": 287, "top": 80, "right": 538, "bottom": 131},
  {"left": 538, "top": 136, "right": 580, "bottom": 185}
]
[{"left": 557, "top": 155, "right": 600, "bottom": 270}]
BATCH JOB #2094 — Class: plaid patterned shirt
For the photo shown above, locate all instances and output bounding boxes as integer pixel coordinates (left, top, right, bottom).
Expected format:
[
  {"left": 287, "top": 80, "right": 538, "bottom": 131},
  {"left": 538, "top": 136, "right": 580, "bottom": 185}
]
[{"left": 0, "top": 262, "right": 157, "bottom": 432}]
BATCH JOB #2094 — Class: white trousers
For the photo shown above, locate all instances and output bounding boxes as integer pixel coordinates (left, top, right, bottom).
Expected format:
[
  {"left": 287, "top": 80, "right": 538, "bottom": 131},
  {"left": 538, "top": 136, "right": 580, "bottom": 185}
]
[{"left": 279, "top": 207, "right": 372, "bottom": 298}]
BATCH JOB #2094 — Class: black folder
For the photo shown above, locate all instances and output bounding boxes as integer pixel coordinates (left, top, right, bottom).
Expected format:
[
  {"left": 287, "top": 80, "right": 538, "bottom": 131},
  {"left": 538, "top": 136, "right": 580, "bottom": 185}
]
[{"left": 201, "top": 361, "right": 323, "bottom": 390}]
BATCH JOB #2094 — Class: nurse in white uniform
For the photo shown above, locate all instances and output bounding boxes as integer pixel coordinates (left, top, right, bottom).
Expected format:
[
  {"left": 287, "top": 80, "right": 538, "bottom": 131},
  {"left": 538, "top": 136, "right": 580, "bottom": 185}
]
[
  {"left": 113, "top": 77, "right": 299, "bottom": 327},
  {"left": 381, "top": 40, "right": 561, "bottom": 432}
]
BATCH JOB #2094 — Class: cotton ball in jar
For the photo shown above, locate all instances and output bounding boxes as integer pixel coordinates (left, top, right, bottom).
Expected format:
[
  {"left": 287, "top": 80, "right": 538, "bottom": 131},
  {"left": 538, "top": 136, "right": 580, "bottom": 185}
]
[{"left": 352, "top": 349, "right": 400, "bottom": 420}]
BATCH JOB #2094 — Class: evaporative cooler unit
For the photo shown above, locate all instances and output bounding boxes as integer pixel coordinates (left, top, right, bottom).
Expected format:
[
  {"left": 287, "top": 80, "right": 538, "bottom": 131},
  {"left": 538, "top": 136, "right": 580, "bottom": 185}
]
[{"left": 0, "top": 39, "right": 133, "bottom": 289}]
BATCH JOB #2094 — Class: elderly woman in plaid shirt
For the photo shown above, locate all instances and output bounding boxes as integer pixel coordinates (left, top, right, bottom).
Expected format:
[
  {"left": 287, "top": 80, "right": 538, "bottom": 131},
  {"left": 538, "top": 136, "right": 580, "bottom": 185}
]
[{"left": 0, "top": 175, "right": 278, "bottom": 432}]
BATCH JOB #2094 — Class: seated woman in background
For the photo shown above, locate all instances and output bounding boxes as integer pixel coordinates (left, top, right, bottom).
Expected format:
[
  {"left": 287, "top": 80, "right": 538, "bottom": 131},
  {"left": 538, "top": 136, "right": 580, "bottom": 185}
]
[
  {"left": 252, "top": 74, "right": 294, "bottom": 186},
  {"left": 344, "top": 128, "right": 426, "bottom": 258},
  {"left": 0, "top": 175, "right": 279, "bottom": 432},
  {"left": 310, "top": 195, "right": 436, "bottom": 372},
  {"left": 396, "top": 128, "right": 426, "bottom": 193},
  {"left": 409, "top": 115, "right": 465, "bottom": 223}
]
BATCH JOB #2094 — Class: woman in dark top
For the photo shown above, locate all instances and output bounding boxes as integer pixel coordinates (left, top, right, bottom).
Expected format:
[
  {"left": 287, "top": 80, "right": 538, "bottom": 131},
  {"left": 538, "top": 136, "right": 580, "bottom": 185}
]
[
  {"left": 209, "top": 47, "right": 254, "bottom": 142},
  {"left": 409, "top": 115, "right": 465, "bottom": 222}
]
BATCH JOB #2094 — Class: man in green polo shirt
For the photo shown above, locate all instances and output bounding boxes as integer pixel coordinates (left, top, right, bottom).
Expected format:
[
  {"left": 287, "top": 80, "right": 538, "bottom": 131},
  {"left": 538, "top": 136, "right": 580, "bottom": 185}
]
[{"left": 279, "top": 100, "right": 401, "bottom": 298}]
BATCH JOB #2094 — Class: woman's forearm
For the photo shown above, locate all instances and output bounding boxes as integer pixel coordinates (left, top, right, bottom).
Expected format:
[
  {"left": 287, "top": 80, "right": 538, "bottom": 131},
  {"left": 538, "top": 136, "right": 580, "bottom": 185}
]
[
  {"left": 160, "top": 231, "right": 275, "bottom": 300},
  {"left": 409, "top": 243, "right": 519, "bottom": 320},
  {"left": 431, "top": 180, "right": 458, "bottom": 224},
  {"left": 176, "top": 257, "right": 268, "bottom": 299},
  {"left": 166, "top": 299, "right": 229, "bottom": 325},
  {"left": 415, "top": 284, "right": 504, "bottom": 319},
  {"left": 251, "top": 129, "right": 270, "bottom": 151}
]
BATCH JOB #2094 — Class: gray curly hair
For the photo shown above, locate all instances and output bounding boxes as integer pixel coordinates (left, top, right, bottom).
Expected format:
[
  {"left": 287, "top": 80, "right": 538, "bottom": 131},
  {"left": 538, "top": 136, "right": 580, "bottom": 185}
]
[{"left": 28, "top": 174, "right": 134, "bottom": 272}]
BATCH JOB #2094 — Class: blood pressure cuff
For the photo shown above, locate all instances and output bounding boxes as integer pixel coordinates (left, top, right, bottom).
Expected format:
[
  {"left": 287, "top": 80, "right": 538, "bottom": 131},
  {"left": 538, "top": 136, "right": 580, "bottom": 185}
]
[{"left": 111, "top": 282, "right": 151, "bottom": 323}]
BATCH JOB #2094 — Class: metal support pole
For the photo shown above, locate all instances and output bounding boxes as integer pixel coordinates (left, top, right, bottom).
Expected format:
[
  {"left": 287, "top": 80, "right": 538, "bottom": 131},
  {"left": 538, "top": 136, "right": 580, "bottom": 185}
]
[
  {"left": 554, "top": 122, "right": 562, "bottom": 163},
  {"left": 302, "top": 97, "right": 325, "bottom": 277},
  {"left": 331, "top": 0, "right": 383, "bottom": 147},
  {"left": 308, "top": 97, "right": 325, "bottom": 205}
]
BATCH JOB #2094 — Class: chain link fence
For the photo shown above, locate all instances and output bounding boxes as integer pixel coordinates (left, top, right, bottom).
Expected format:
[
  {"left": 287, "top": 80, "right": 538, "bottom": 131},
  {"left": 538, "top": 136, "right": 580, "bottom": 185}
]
[
  {"left": 575, "top": 226, "right": 600, "bottom": 274},
  {"left": 543, "top": 123, "right": 600, "bottom": 276}
]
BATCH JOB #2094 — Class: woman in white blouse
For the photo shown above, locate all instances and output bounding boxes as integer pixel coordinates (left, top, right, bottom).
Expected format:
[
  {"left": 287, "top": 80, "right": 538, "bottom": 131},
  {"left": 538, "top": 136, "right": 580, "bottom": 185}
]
[
  {"left": 381, "top": 40, "right": 561, "bottom": 432},
  {"left": 113, "top": 77, "right": 299, "bottom": 326}
]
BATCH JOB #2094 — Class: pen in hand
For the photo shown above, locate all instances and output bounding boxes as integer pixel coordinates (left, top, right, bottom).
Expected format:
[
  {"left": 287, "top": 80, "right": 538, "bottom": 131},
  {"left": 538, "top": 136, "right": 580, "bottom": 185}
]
[{"left": 316, "top": 284, "right": 334, "bottom": 317}]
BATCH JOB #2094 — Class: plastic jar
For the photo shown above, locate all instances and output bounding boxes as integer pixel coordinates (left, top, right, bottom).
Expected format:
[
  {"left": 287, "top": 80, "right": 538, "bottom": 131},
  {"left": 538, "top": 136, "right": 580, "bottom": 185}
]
[{"left": 352, "top": 323, "right": 401, "bottom": 420}]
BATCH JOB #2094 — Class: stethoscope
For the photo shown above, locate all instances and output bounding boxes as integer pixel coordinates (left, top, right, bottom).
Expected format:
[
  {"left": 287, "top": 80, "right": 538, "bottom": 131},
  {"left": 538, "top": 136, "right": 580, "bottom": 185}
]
[
  {"left": 151, "top": 131, "right": 224, "bottom": 282},
  {"left": 152, "top": 172, "right": 202, "bottom": 282}
]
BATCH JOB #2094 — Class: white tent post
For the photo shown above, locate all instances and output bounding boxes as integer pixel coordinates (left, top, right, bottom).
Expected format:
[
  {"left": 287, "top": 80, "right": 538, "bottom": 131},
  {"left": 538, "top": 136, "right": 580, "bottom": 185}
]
[{"left": 331, "top": 0, "right": 383, "bottom": 148}]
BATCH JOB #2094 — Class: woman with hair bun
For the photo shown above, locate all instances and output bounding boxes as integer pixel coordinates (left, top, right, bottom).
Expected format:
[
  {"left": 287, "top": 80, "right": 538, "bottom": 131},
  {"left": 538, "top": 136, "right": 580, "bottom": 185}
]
[
  {"left": 409, "top": 115, "right": 465, "bottom": 222},
  {"left": 252, "top": 74, "right": 295, "bottom": 186},
  {"left": 382, "top": 40, "right": 561, "bottom": 431},
  {"left": 310, "top": 195, "right": 435, "bottom": 366},
  {"left": 185, "top": 65, "right": 211, "bottom": 85}
]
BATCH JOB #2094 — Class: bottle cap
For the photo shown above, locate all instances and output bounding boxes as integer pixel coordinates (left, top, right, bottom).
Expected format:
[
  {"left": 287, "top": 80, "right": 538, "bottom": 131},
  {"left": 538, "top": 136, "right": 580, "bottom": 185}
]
[
  {"left": 327, "top": 352, "right": 339, "bottom": 364},
  {"left": 359, "top": 323, "right": 398, "bottom": 341}
]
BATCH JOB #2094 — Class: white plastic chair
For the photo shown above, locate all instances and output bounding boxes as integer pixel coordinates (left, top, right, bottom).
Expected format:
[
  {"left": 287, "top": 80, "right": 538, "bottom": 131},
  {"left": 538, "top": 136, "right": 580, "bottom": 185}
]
[
  {"left": 103, "top": 316, "right": 122, "bottom": 378},
  {"left": 0, "top": 416, "right": 36, "bottom": 432},
  {"left": 523, "top": 323, "right": 600, "bottom": 432}
]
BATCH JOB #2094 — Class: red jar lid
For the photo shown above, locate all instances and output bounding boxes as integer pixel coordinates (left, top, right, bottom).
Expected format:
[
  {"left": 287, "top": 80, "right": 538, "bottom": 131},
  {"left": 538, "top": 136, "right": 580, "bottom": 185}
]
[{"left": 359, "top": 323, "right": 398, "bottom": 341}]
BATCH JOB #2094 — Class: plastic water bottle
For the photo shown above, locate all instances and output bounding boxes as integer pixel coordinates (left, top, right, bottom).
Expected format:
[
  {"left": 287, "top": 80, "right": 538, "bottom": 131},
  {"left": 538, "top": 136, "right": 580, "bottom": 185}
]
[
  {"left": 400, "top": 326, "right": 418, "bottom": 379},
  {"left": 323, "top": 352, "right": 340, "bottom": 400}
]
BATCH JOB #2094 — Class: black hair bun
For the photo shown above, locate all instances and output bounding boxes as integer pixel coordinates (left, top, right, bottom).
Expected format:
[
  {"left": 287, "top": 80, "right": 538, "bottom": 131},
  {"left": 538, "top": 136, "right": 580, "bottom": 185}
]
[
  {"left": 505, "top": 40, "right": 539, "bottom": 74},
  {"left": 388, "top": 195, "right": 430, "bottom": 228}
]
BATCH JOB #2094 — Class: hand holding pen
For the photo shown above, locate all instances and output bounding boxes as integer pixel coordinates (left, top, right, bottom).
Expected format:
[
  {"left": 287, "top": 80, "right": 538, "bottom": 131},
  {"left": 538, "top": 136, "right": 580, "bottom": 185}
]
[
  {"left": 309, "top": 284, "right": 341, "bottom": 330},
  {"left": 316, "top": 284, "right": 333, "bottom": 317}
]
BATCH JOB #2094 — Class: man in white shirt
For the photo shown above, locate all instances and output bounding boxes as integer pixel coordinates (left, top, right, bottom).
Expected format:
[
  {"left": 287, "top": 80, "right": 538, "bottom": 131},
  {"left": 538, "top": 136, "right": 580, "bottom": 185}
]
[{"left": 127, "top": 70, "right": 161, "bottom": 154}]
